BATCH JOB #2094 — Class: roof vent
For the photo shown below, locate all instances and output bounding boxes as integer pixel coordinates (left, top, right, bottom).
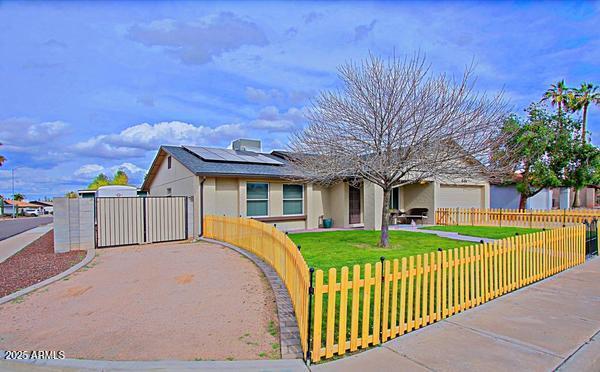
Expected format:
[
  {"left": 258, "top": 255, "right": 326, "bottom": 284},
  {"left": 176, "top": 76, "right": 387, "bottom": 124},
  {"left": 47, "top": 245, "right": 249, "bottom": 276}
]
[{"left": 232, "top": 139, "right": 261, "bottom": 153}]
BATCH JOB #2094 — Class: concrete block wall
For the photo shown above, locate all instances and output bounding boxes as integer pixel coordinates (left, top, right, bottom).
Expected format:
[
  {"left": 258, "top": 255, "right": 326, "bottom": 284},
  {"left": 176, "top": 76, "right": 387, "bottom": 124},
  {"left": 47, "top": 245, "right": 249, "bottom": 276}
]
[{"left": 54, "top": 197, "right": 95, "bottom": 253}]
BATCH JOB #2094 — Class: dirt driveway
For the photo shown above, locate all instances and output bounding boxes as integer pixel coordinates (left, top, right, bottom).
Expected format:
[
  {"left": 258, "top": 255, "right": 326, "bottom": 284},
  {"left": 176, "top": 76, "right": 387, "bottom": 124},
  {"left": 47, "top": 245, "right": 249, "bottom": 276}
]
[{"left": 0, "top": 241, "right": 279, "bottom": 361}]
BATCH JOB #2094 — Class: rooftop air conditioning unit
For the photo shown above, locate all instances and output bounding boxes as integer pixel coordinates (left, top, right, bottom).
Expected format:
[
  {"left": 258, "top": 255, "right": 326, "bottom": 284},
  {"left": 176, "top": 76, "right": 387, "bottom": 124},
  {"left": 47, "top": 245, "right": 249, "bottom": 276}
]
[{"left": 232, "top": 139, "right": 262, "bottom": 153}]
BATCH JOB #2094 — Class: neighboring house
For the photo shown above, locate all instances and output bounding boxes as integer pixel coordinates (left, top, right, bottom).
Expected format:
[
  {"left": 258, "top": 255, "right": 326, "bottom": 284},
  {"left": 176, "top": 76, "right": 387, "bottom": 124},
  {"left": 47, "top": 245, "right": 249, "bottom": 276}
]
[
  {"left": 491, "top": 184, "right": 598, "bottom": 210},
  {"left": 30, "top": 200, "right": 54, "bottom": 214},
  {"left": 490, "top": 184, "right": 553, "bottom": 210},
  {"left": 141, "top": 139, "right": 490, "bottom": 236},
  {"left": 1, "top": 199, "right": 43, "bottom": 216}
]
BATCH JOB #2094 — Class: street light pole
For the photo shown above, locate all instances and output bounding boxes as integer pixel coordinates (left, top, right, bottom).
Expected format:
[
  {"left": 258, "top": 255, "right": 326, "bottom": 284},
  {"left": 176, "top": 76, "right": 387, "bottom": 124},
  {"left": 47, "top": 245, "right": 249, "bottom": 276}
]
[{"left": 12, "top": 168, "right": 15, "bottom": 218}]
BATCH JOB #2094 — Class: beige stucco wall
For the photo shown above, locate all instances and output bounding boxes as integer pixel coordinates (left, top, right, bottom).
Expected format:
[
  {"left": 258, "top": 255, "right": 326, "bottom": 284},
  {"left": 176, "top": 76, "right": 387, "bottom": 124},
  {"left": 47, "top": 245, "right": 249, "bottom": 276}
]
[
  {"left": 215, "top": 178, "right": 239, "bottom": 216},
  {"left": 329, "top": 182, "right": 348, "bottom": 228},
  {"left": 306, "top": 183, "right": 331, "bottom": 229},
  {"left": 148, "top": 155, "right": 196, "bottom": 197},
  {"left": 270, "top": 182, "right": 283, "bottom": 216},
  {"left": 363, "top": 181, "right": 383, "bottom": 230},
  {"left": 403, "top": 182, "right": 435, "bottom": 217},
  {"left": 148, "top": 155, "right": 201, "bottom": 236},
  {"left": 200, "top": 177, "right": 326, "bottom": 231}
]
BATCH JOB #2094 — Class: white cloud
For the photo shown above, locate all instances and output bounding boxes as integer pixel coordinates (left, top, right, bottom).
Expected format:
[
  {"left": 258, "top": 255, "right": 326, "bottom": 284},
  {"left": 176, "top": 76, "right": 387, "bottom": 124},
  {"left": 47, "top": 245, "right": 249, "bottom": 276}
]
[
  {"left": 250, "top": 106, "right": 308, "bottom": 132},
  {"left": 128, "top": 12, "right": 269, "bottom": 65},
  {"left": 74, "top": 164, "right": 104, "bottom": 177},
  {"left": 0, "top": 118, "right": 68, "bottom": 148},
  {"left": 111, "top": 162, "right": 145, "bottom": 174},
  {"left": 0, "top": 118, "right": 72, "bottom": 168},
  {"left": 73, "top": 121, "right": 245, "bottom": 159}
]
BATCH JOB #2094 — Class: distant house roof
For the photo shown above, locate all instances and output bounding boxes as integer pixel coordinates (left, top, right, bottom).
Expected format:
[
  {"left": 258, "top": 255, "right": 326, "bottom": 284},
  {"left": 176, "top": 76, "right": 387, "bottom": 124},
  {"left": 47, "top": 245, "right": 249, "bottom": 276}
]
[
  {"left": 141, "top": 145, "right": 304, "bottom": 191},
  {"left": 2, "top": 199, "right": 40, "bottom": 208},
  {"left": 30, "top": 200, "right": 53, "bottom": 207}
]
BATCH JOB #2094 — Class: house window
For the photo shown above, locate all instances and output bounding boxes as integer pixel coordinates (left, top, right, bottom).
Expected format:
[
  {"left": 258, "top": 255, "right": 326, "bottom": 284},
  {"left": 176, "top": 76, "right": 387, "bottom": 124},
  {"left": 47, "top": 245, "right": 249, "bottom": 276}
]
[
  {"left": 166, "top": 187, "right": 172, "bottom": 196},
  {"left": 247, "top": 183, "right": 269, "bottom": 216},
  {"left": 283, "top": 184, "right": 304, "bottom": 215},
  {"left": 167, "top": 156, "right": 172, "bottom": 169}
]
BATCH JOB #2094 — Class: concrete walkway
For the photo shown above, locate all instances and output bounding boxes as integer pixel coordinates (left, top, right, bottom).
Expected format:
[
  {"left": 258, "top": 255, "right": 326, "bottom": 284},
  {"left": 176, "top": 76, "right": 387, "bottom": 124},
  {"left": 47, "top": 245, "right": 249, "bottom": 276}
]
[
  {"left": 313, "top": 257, "right": 600, "bottom": 372},
  {"left": 390, "top": 224, "right": 495, "bottom": 243},
  {"left": 0, "top": 223, "right": 53, "bottom": 263}
]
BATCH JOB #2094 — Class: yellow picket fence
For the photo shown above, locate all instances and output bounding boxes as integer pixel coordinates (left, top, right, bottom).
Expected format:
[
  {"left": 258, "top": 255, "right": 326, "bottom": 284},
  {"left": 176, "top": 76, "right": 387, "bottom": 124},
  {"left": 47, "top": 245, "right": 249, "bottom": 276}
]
[
  {"left": 203, "top": 215, "right": 310, "bottom": 356},
  {"left": 309, "top": 225, "right": 586, "bottom": 362},
  {"left": 436, "top": 207, "right": 600, "bottom": 228}
]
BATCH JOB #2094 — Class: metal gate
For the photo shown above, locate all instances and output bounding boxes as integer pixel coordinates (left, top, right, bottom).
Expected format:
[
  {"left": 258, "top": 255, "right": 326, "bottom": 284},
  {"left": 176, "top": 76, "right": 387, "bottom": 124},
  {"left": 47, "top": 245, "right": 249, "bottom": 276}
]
[
  {"left": 95, "top": 196, "right": 188, "bottom": 248},
  {"left": 584, "top": 218, "right": 598, "bottom": 257}
]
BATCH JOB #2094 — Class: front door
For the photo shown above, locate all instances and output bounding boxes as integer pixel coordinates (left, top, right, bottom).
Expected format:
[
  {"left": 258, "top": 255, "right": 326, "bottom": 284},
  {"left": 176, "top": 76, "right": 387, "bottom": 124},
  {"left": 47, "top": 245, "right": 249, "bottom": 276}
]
[{"left": 349, "top": 185, "right": 361, "bottom": 224}]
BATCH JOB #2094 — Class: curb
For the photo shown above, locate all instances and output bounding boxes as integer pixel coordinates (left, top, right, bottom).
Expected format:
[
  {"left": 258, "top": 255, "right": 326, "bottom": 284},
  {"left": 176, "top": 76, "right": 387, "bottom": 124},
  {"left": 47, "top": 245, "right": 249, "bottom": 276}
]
[
  {"left": 0, "top": 249, "right": 95, "bottom": 305},
  {"left": 0, "top": 354, "right": 308, "bottom": 371}
]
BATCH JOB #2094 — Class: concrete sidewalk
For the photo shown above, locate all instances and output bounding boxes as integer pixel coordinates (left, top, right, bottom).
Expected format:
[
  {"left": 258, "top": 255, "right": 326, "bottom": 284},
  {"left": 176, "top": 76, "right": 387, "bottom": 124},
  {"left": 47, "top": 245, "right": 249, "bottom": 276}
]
[
  {"left": 313, "top": 257, "right": 600, "bottom": 372},
  {"left": 390, "top": 224, "right": 495, "bottom": 243},
  {"left": 0, "top": 223, "right": 53, "bottom": 263}
]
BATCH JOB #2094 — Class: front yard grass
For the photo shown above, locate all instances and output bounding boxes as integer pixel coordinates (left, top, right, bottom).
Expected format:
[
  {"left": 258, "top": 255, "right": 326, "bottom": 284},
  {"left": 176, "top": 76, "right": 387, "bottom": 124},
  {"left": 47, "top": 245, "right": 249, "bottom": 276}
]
[
  {"left": 419, "top": 225, "right": 543, "bottom": 239},
  {"left": 288, "top": 230, "right": 471, "bottom": 272}
]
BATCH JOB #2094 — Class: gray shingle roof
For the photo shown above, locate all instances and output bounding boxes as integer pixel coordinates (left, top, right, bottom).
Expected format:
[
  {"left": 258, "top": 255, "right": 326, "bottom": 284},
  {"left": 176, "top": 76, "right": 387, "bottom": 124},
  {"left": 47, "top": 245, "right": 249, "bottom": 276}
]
[{"left": 162, "top": 145, "right": 304, "bottom": 178}]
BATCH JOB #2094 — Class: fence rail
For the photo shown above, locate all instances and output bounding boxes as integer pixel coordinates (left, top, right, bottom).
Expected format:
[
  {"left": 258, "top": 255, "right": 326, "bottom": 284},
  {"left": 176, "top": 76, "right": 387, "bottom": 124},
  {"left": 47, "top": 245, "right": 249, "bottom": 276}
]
[
  {"left": 309, "top": 225, "right": 586, "bottom": 362},
  {"left": 203, "top": 215, "right": 310, "bottom": 356},
  {"left": 435, "top": 208, "right": 600, "bottom": 228}
]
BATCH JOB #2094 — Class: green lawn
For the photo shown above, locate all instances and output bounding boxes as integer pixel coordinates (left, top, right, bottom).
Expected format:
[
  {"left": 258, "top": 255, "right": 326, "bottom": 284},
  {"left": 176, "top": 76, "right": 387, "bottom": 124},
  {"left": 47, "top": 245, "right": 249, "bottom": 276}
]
[
  {"left": 288, "top": 230, "right": 471, "bottom": 272},
  {"left": 419, "top": 225, "right": 543, "bottom": 239}
]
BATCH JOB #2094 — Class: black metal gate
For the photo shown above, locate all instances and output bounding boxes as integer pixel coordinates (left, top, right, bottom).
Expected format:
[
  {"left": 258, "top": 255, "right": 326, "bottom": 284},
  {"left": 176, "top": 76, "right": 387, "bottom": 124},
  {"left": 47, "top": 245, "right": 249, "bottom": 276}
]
[{"left": 584, "top": 218, "right": 598, "bottom": 257}]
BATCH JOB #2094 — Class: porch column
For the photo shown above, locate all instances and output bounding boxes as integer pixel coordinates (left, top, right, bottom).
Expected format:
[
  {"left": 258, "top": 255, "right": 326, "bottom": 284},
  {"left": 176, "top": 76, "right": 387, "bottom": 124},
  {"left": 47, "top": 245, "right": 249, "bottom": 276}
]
[{"left": 363, "top": 180, "right": 383, "bottom": 231}]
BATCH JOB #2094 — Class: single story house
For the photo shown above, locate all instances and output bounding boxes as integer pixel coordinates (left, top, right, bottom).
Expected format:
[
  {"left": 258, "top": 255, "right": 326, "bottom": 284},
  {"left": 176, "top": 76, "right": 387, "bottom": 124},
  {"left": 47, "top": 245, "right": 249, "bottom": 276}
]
[
  {"left": 1, "top": 199, "right": 42, "bottom": 216},
  {"left": 141, "top": 139, "right": 490, "bottom": 236},
  {"left": 30, "top": 200, "right": 54, "bottom": 214}
]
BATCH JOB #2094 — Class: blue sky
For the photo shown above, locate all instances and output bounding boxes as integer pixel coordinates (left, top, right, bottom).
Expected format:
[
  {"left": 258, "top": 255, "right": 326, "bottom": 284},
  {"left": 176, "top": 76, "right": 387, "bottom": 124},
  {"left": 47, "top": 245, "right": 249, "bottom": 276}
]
[{"left": 0, "top": 1, "right": 599, "bottom": 200}]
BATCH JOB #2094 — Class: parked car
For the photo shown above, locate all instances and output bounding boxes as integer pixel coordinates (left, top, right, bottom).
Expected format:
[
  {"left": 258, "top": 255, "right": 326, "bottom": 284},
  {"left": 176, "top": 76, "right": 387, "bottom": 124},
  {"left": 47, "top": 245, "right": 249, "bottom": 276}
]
[{"left": 22, "top": 208, "right": 40, "bottom": 217}]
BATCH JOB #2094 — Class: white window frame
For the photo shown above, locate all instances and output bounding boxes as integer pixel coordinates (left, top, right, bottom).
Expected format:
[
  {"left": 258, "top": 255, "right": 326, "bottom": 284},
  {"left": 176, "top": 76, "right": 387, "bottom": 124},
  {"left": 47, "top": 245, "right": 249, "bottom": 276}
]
[
  {"left": 247, "top": 182, "right": 269, "bottom": 217},
  {"left": 283, "top": 184, "right": 304, "bottom": 216}
]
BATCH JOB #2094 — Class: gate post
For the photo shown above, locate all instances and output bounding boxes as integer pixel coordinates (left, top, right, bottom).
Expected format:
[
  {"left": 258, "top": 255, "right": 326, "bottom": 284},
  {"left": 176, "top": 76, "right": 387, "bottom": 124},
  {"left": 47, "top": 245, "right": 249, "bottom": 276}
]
[{"left": 142, "top": 197, "right": 148, "bottom": 244}]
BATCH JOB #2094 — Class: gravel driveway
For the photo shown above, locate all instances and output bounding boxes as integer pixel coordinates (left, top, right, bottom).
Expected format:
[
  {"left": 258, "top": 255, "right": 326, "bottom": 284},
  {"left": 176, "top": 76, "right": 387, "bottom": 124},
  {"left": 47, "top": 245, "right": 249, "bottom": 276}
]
[{"left": 0, "top": 241, "right": 279, "bottom": 361}]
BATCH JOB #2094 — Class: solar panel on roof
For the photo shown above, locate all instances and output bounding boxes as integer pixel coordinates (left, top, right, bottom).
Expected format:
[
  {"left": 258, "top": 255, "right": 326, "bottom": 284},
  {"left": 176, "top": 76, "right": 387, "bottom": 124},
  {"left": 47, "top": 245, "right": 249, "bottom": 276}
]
[{"left": 183, "top": 146, "right": 283, "bottom": 165}]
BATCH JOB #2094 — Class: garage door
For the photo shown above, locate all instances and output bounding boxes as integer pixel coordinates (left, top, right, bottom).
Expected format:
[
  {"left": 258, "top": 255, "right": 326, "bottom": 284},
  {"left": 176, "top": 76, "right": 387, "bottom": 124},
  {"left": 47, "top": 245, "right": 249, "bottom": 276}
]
[{"left": 438, "top": 185, "right": 484, "bottom": 209}]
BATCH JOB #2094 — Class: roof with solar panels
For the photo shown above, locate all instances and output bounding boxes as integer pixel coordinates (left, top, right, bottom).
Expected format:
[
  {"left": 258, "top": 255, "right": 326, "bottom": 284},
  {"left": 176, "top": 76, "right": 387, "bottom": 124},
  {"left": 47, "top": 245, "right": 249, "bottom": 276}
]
[{"left": 141, "top": 139, "right": 303, "bottom": 190}]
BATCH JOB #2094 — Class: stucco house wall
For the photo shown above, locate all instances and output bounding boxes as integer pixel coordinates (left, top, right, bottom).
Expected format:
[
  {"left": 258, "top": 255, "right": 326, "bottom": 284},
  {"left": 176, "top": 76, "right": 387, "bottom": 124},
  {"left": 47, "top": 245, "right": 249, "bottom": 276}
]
[{"left": 148, "top": 155, "right": 196, "bottom": 197}]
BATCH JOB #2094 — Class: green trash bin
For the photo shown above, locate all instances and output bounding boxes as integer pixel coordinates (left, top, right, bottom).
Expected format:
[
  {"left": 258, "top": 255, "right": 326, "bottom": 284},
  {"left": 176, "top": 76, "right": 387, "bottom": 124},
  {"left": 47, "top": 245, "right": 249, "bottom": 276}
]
[{"left": 323, "top": 218, "right": 333, "bottom": 228}]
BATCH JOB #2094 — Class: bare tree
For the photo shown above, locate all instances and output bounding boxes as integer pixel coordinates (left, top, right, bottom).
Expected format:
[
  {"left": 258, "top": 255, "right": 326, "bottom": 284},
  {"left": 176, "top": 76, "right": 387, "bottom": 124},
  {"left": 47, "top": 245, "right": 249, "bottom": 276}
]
[{"left": 289, "top": 53, "right": 511, "bottom": 247}]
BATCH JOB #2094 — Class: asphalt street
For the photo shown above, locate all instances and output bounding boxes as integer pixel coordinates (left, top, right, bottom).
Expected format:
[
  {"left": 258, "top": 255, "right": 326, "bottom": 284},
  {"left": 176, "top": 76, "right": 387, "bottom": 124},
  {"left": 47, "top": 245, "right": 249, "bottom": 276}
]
[{"left": 0, "top": 216, "right": 53, "bottom": 241}]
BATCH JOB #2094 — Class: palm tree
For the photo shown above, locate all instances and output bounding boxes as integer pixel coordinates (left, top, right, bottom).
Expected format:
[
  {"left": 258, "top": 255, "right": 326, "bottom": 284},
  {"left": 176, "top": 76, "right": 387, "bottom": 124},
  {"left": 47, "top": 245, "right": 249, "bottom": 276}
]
[
  {"left": 541, "top": 80, "right": 569, "bottom": 127},
  {"left": 13, "top": 193, "right": 25, "bottom": 201},
  {"left": 569, "top": 83, "right": 599, "bottom": 143}
]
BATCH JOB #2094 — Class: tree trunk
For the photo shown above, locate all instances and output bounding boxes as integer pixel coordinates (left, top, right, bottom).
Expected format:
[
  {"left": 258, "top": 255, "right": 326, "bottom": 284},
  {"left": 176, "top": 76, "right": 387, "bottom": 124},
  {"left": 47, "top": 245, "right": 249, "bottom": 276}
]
[
  {"left": 582, "top": 104, "right": 588, "bottom": 144},
  {"left": 518, "top": 193, "right": 528, "bottom": 210},
  {"left": 572, "top": 188, "right": 581, "bottom": 208},
  {"left": 379, "top": 188, "right": 391, "bottom": 248}
]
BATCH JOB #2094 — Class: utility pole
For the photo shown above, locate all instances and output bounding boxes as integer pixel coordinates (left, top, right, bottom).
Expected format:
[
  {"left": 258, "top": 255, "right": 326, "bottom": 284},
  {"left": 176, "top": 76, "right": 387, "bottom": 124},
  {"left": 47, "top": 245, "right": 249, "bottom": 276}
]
[{"left": 12, "top": 168, "right": 15, "bottom": 218}]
